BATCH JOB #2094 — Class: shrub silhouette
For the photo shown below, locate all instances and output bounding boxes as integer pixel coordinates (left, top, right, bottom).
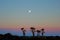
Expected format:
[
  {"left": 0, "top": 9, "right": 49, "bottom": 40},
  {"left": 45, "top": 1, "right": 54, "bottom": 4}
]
[
  {"left": 21, "top": 28, "right": 26, "bottom": 36},
  {"left": 36, "top": 30, "right": 41, "bottom": 36},
  {"left": 41, "top": 28, "right": 45, "bottom": 36},
  {"left": 30, "top": 27, "right": 35, "bottom": 36}
]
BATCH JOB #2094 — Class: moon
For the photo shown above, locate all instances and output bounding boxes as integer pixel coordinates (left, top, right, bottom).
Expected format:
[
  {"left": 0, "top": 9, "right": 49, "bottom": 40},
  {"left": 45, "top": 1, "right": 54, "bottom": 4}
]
[{"left": 28, "top": 10, "right": 31, "bottom": 13}]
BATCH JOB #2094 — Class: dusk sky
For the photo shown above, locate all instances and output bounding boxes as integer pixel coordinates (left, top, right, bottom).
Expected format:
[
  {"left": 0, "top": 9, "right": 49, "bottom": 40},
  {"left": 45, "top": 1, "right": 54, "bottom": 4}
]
[{"left": 0, "top": 0, "right": 60, "bottom": 36}]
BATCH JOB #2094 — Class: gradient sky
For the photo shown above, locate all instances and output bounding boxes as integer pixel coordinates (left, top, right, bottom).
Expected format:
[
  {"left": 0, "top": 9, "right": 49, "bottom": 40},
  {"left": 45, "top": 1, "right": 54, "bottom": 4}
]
[{"left": 0, "top": 0, "right": 60, "bottom": 36}]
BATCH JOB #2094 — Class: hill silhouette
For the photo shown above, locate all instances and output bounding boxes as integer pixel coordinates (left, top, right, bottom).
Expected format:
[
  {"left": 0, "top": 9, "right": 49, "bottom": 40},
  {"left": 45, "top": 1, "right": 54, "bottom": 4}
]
[{"left": 0, "top": 33, "right": 60, "bottom": 40}]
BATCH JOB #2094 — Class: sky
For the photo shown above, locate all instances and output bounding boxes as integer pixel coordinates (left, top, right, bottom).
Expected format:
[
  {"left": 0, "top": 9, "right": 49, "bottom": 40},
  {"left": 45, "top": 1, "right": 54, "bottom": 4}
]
[{"left": 0, "top": 0, "right": 60, "bottom": 36}]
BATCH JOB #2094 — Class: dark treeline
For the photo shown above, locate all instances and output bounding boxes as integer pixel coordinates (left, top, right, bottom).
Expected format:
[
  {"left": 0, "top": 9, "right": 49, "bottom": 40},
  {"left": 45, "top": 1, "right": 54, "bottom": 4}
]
[
  {"left": 0, "top": 27, "right": 60, "bottom": 40},
  {"left": 0, "top": 33, "right": 60, "bottom": 40}
]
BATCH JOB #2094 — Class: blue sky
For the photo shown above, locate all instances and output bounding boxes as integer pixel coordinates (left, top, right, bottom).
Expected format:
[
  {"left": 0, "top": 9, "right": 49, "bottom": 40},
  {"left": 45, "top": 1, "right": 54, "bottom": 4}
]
[{"left": 0, "top": 0, "right": 60, "bottom": 36}]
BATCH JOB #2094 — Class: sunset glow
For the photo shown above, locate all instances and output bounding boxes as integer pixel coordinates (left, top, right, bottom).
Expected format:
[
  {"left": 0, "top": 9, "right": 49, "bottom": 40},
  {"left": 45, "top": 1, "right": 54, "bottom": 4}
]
[{"left": 0, "top": 0, "right": 60, "bottom": 36}]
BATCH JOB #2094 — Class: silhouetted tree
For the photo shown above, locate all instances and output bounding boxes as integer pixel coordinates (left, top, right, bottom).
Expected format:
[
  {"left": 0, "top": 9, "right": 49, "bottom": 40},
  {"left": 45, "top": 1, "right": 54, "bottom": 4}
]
[
  {"left": 41, "top": 28, "right": 45, "bottom": 36},
  {"left": 4, "top": 33, "right": 12, "bottom": 39},
  {"left": 36, "top": 30, "right": 41, "bottom": 36},
  {"left": 30, "top": 27, "right": 35, "bottom": 36},
  {"left": 21, "top": 28, "right": 26, "bottom": 36},
  {"left": 4, "top": 33, "right": 12, "bottom": 36}
]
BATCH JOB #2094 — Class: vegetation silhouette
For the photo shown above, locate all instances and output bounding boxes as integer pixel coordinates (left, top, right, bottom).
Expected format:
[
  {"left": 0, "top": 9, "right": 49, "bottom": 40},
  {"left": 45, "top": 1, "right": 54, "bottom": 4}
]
[
  {"left": 0, "top": 27, "right": 60, "bottom": 40},
  {"left": 41, "top": 28, "right": 45, "bottom": 36},
  {"left": 30, "top": 27, "right": 35, "bottom": 36},
  {"left": 36, "top": 30, "right": 41, "bottom": 36},
  {"left": 21, "top": 28, "right": 26, "bottom": 36}
]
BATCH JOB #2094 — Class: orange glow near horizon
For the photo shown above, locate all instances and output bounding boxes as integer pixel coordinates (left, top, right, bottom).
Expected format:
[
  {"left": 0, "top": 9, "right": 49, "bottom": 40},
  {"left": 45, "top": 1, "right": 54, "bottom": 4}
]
[{"left": 0, "top": 24, "right": 60, "bottom": 33}]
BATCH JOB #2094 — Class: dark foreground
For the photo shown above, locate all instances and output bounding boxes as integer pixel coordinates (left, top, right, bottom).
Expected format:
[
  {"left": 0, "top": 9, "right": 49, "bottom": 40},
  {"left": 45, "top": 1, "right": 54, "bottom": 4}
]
[{"left": 0, "top": 33, "right": 60, "bottom": 40}]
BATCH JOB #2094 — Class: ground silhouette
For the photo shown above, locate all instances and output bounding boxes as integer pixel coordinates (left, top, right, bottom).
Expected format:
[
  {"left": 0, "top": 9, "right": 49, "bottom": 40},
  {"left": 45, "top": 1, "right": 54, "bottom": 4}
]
[{"left": 0, "top": 33, "right": 60, "bottom": 40}]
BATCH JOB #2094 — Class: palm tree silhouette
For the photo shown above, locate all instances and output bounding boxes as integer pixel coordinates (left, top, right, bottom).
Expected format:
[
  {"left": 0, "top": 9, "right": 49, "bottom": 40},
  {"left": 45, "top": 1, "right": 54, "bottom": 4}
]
[
  {"left": 36, "top": 30, "right": 41, "bottom": 36},
  {"left": 21, "top": 28, "right": 26, "bottom": 36},
  {"left": 41, "top": 28, "right": 45, "bottom": 36},
  {"left": 30, "top": 27, "right": 35, "bottom": 36}
]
